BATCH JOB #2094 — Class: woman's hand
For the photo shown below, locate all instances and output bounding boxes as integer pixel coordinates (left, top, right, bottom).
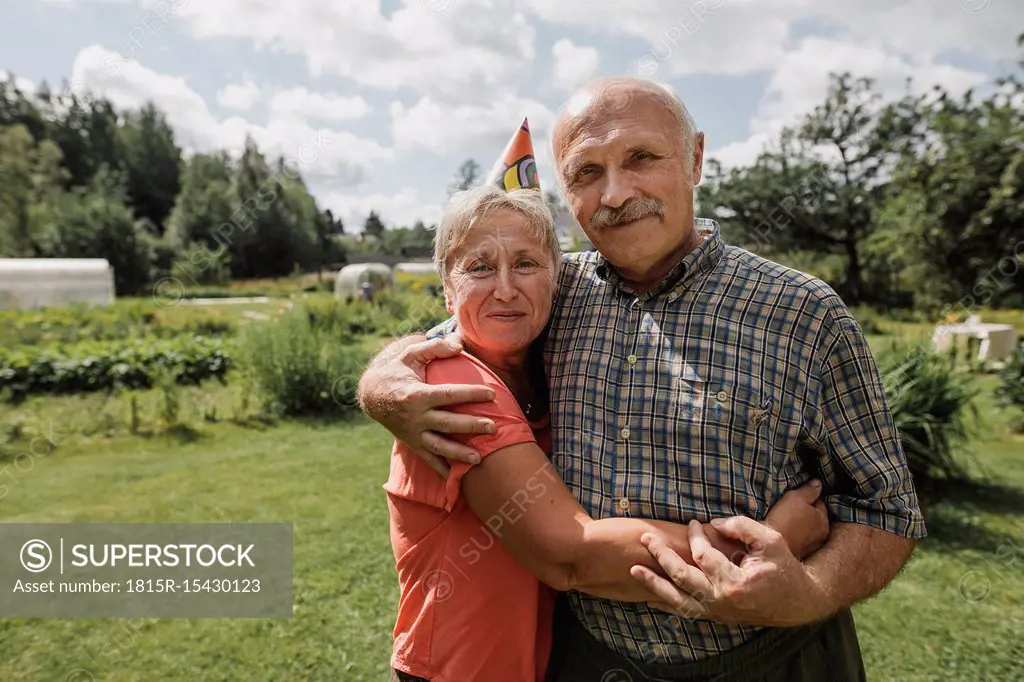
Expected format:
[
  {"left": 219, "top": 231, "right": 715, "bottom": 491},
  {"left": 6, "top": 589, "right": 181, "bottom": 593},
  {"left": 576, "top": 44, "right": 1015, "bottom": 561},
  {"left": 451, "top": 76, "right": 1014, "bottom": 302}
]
[{"left": 763, "top": 480, "right": 830, "bottom": 560}]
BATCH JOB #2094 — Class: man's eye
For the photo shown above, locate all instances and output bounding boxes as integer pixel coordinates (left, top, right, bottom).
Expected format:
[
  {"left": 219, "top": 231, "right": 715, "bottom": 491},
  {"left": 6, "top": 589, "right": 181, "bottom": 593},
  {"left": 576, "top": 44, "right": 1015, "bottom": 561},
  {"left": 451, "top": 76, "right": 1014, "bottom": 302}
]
[
  {"left": 516, "top": 260, "right": 538, "bottom": 269},
  {"left": 635, "top": 151, "right": 654, "bottom": 160}
]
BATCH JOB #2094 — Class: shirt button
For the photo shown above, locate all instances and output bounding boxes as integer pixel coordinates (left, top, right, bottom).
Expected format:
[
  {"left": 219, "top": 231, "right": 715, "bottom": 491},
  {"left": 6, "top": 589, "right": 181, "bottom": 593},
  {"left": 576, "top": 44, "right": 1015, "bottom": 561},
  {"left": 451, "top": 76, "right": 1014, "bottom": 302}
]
[
  {"left": 716, "top": 390, "right": 729, "bottom": 402},
  {"left": 620, "top": 427, "right": 630, "bottom": 440},
  {"left": 618, "top": 497, "right": 630, "bottom": 512},
  {"left": 627, "top": 354, "right": 637, "bottom": 365}
]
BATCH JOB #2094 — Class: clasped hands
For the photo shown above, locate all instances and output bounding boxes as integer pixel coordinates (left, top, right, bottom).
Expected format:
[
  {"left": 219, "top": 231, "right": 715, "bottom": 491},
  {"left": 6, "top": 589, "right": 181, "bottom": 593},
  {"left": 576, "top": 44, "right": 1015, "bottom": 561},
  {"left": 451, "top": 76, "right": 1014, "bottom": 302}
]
[{"left": 630, "top": 483, "right": 836, "bottom": 628}]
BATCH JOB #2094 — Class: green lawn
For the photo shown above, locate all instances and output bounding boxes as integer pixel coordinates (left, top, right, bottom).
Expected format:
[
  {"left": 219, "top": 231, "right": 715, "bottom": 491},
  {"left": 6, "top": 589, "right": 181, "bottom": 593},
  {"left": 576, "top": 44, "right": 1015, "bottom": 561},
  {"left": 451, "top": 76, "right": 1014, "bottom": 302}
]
[{"left": 0, "top": 361, "right": 1021, "bottom": 680}]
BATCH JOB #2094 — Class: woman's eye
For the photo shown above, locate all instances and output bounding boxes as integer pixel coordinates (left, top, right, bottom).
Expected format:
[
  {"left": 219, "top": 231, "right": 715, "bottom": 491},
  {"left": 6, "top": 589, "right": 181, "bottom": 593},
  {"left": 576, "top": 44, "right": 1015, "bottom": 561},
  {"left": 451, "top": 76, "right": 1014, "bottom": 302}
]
[
  {"left": 635, "top": 151, "right": 654, "bottom": 160},
  {"left": 469, "top": 263, "right": 492, "bottom": 273},
  {"left": 516, "top": 260, "right": 538, "bottom": 269}
]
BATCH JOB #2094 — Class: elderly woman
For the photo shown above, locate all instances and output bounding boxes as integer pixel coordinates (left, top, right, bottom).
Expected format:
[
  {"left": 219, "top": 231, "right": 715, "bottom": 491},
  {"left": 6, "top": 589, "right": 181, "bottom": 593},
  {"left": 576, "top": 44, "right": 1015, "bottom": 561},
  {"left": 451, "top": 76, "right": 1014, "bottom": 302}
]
[{"left": 384, "top": 185, "right": 827, "bottom": 682}]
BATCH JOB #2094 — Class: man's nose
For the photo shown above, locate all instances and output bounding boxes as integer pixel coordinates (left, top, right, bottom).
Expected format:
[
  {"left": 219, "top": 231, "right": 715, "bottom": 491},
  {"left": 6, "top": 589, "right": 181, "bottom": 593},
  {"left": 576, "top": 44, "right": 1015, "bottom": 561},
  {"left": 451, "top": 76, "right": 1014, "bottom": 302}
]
[{"left": 600, "top": 167, "right": 636, "bottom": 209}]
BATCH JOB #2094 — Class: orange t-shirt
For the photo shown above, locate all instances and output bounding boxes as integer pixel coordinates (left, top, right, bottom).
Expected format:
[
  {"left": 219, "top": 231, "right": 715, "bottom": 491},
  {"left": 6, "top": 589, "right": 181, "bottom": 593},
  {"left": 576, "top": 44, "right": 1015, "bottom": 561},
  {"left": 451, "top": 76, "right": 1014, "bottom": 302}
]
[{"left": 383, "top": 352, "right": 555, "bottom": 682}]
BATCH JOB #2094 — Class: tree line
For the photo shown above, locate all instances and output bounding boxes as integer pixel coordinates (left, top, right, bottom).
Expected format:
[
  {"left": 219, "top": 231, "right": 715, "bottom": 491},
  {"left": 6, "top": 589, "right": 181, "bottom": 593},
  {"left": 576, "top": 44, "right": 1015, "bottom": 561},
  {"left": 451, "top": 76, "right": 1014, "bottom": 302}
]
[
  {"left": 0, "top": 80, "right": 355, "bottom": 294},
  {"left": 2, "top": 34, "right": 1022, "bottom": 308}
]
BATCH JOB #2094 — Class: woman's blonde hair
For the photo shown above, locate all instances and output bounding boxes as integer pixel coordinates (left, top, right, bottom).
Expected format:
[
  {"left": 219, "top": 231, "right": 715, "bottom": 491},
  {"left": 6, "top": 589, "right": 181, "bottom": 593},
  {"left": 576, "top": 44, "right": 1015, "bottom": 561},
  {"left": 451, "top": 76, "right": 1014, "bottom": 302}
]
[{"left": 433, "top": 185, "right": 561, "bottom": 283}]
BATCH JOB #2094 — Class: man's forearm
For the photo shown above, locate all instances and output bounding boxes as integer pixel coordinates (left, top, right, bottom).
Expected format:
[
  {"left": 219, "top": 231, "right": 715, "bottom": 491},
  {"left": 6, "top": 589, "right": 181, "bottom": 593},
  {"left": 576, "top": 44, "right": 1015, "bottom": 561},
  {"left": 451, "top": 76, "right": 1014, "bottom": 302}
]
[
  {"left": 803, "top": 522, "right": 916, "bottom": 619},
  {"left": 355, "top": 334, "right": 424, "bottom": 417}
]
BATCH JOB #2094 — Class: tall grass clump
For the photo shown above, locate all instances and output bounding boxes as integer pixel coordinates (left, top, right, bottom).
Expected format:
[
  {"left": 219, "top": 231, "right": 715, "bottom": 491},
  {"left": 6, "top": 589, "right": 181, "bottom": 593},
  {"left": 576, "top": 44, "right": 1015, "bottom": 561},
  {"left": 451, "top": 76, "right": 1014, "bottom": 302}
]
[
  {"left": 239, "top": 306, "right": 368, "bottom": 417},
  {"left": 879, "top": 343, "right": 979, "bottom": 482}
]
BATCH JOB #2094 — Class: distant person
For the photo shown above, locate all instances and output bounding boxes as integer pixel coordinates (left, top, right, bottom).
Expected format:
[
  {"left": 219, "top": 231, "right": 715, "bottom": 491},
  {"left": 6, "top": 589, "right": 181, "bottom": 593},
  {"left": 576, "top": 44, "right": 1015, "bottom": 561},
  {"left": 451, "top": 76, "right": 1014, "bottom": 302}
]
[
  {"left": 359, "top": 77, "right": 925, "bottom": 680},
  {"left": 360, "top": 280, "right": 374, "bottom": 302}
]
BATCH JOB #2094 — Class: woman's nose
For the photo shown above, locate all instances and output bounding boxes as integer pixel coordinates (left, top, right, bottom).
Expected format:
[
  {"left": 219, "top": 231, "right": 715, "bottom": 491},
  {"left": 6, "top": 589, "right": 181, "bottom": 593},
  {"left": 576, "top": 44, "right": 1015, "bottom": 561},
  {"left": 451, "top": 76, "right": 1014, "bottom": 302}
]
[{"left": 493, "top": 268, "right": 517, "bottom": 301}]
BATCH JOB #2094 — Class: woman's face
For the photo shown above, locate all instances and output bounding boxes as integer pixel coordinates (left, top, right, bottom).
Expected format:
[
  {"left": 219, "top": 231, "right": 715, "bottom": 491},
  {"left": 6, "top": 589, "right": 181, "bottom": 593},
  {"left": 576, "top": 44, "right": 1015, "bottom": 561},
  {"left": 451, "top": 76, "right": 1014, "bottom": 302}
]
[{"left": 445, "top": 209, "right": 557, "bottom": 359}]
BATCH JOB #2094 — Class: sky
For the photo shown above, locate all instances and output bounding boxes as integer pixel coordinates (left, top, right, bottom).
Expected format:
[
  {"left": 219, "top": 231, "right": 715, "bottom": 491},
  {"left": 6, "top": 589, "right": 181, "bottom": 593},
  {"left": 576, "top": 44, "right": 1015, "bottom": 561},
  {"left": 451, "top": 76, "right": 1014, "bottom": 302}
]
[{"left": 0, "top": 0, "right": 1021, "bottom": 232}]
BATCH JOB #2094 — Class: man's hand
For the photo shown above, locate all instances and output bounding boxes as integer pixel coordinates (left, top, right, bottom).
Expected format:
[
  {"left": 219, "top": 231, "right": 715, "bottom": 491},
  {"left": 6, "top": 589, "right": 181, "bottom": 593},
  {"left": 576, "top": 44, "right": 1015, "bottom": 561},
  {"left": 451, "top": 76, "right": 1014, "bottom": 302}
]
[
  {"left": 764, "top": 480, "right": 830, "bottom": 559},
  {"left": 357, "top": 334, "right": 496, "bottom": 476},
  {"left": 630, "top": 519, "right": 835, "bottom": 627}
]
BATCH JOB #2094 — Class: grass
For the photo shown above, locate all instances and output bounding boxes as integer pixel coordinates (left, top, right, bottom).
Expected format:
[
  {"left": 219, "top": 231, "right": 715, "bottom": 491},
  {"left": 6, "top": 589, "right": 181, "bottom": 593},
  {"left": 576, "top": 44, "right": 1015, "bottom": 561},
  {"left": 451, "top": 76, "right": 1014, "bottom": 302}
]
[
  {"left": 850, "top": 375, "right": 1024, "bottom": 681},
  {"left": 0, "top": 419, "right": 400, "bottom": 681},
  {"left": 0, "top": 313, "right": 1021, "bottom": 680}
]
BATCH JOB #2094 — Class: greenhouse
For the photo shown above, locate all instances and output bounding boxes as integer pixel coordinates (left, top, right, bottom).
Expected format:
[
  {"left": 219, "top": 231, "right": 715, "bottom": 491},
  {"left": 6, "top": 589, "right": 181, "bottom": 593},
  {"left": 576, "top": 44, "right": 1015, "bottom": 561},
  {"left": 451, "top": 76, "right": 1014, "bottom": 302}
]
[
  {"left": 0, "top": 258, "right": 115, "bottom": 310},
  {"left": 334, "top": 263, "right": 394, "bottom": 300}
]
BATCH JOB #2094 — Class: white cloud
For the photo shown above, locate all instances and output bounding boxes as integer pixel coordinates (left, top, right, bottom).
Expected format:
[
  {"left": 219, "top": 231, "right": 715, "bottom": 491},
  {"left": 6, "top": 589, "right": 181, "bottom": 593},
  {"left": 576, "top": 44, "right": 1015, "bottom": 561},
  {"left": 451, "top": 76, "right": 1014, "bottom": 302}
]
[
  {"left": 216, "top": 81, "right": 372, "bottom": 122},
  {"left": 552, "top": 38, "right": 599, "bottom": 91},
  {"left": 216, "top": 79, "right": 260, "bottom": 111},
  {"left": 520, "top": 0, "right": 1023, "bottom": 79},
  {"left": 67, "top": 44, "right": 392, "bottom": 187},
  {"left": 391, "top": 93, "right": 556, "bottom": 155},
  {"left": 820, "top": 0, "right": 1024, "bottom": 64},
  {"left": 522, "top": 0, "right": 793, "bottom": 77},
  {"left": 172, "top": 0, "right": 538, "bottom": 102},
  {"left": 323, "top": 187, "right": 442, "bottom": 231},
  {"left": 268, "top": 87, "right": 371, "bottom": 122},
  {"left": 706, "top": 36, "right": 991, "bottom": 169}
]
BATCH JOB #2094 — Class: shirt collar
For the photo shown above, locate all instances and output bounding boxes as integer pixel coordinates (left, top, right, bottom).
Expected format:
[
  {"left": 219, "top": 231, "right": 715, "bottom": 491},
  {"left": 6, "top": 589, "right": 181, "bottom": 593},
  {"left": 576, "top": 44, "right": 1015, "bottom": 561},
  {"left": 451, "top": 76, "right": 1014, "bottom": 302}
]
[{"left": 595, "top": 218, "right": 723, "bottom": 301}]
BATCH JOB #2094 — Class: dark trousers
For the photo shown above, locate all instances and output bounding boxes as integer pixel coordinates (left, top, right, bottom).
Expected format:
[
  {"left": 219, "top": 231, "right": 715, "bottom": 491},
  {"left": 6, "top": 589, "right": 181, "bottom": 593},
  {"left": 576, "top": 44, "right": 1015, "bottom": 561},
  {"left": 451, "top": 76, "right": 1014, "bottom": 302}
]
[{"left": 547, "top": 595, "right": 867, "bottom": 682}]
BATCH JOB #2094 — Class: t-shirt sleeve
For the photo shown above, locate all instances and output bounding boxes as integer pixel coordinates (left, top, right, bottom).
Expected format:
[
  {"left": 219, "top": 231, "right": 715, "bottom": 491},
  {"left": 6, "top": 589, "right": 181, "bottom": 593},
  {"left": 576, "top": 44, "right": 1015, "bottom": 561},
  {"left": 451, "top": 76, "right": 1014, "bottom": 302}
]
[{"left": 424, "top": 354, "right": 537, "bottom": 512}]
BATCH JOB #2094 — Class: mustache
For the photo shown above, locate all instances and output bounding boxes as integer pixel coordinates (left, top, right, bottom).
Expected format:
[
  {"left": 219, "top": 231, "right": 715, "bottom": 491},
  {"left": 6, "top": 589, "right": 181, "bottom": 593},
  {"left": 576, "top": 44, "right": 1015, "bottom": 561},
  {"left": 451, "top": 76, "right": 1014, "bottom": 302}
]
[{"left": 590, "top": 197, "right": 665, "bottom": 230}]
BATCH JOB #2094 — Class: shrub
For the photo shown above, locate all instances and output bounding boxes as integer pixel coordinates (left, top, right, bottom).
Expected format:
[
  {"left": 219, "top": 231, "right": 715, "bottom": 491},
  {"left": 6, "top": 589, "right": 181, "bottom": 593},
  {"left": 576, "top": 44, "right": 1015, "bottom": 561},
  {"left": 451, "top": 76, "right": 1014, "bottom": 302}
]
[
  {"left": 0, "top": 336, "right": 231, "bottom": 402},
  {"left": 995, "top": 342, "right": 1024, "bottom": 410},
  {"left": 849, "top": 305, "right": 886, "bottom": 335},
  {"left": 879, "top": 344, "right": 979, "bottom": 482},
  {"left": 239, "top": 307, "right": 368, "bottom": 417},
  {"left": 0, "top": 302, "right": 234, "bottom": 347},
  {"left": 298, "top": 289, "right": 448, "bottom": 339}
]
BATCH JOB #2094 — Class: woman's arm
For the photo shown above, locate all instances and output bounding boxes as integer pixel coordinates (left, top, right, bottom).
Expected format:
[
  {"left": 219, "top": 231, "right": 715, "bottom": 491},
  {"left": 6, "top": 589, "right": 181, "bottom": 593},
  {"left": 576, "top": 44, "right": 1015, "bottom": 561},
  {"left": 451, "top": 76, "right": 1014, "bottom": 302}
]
[{"left": 460, "top": 442, "right": 827, "bottom": 601}]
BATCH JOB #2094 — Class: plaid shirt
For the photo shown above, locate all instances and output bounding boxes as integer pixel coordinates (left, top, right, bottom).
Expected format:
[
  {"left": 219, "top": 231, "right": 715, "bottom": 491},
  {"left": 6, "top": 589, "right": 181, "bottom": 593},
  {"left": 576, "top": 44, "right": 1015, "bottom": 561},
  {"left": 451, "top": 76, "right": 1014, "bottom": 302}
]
[{"left": 430, "top": 218, "right": 925, "bottom": 664}]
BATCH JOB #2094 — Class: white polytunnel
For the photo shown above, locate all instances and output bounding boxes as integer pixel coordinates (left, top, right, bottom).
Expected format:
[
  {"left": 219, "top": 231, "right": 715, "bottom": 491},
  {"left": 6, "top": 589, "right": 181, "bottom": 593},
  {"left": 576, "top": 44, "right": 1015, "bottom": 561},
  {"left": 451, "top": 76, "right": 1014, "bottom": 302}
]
[{"left": 0, "top": 258, "right": 116, "bottom": 310}]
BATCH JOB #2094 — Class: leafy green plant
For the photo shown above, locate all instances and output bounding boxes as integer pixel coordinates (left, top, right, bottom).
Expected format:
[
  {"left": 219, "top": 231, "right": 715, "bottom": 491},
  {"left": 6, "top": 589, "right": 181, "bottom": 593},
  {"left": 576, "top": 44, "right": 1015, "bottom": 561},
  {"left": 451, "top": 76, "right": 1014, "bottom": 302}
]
[
  {"left": 0, "top": 301, "right": 234, "bottom": 347},
  {"left": 879, "top": 343, "right": 979, "bottom": 482},
  {"left": 849, "top": 305, "right": 887, "bottom": 335},
  {"left": 239, "top": 307, "right": 368, "bottom": 417},
  {"left": 0, "top": 336, "right": 231, "bottom": 402},
  {"left": 995, "top": 342, "right": 1024, "bottom": 412}
]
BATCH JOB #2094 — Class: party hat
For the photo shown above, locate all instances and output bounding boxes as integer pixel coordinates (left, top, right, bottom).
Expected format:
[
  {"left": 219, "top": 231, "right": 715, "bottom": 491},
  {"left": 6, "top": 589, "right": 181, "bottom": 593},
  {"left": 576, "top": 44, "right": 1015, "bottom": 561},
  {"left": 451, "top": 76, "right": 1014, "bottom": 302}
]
[{"left": 485, "top": 117, "right": 541, "bottom": 192}]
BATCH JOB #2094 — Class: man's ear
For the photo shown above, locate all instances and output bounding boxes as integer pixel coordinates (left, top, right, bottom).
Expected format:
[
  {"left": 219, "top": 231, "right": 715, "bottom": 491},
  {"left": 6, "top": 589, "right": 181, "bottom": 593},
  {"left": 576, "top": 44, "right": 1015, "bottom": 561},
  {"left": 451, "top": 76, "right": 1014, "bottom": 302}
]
[{"left": 692, "top": 131, "right": 706, "bottom": 186}]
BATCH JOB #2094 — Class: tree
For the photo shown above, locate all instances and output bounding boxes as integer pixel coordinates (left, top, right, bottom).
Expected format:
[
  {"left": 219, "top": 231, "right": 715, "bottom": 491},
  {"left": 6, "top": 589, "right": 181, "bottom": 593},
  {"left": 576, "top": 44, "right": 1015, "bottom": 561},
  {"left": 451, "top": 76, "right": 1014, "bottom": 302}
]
[
  {"left": 448, "top": 158, "right": 481, "bottom": 196},
  {"left": 700, "top": 74, "right": 925, "bottom": 305},
  {"left": 363, "top": 210, "right": 386, "bottom": 239},
  {"left": 324, "top": 208, "right": 345, "bottom": 235},
  {"left": 116, "top": 102, "right": 183, "bottom": 232},
  {"left": 869, "top": 36, "right": 1024, "bottom": 310},
  {"left": 47, "top": 89, "right": 121, "bottom": 190},
  {"left": 0, "top": 124, "right": 67, "bottom": 256},
  {"left": 40, "top": 166, "right": 154, "bottom": 295},
  {"left": 165, "top": 152, "right": 235, "bottom": 251}
]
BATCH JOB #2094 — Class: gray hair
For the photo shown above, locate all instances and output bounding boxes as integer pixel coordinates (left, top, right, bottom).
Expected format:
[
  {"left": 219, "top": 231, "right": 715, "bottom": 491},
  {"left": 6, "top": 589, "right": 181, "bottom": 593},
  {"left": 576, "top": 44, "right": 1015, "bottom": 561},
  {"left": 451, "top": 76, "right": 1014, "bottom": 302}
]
[
  {"left": 551, "top": 77, "right": 699, "bottom": 195},
  {"left": 434, "top": 184, "right": 561, "bottom": 284}
]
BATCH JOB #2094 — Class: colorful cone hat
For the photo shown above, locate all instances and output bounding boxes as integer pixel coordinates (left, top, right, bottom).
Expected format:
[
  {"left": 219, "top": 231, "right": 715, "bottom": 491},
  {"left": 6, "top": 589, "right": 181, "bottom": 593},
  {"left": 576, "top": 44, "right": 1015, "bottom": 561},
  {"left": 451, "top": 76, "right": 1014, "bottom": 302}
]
[{"left": 485, "top": 117, "right": 541, "bottom": 192}]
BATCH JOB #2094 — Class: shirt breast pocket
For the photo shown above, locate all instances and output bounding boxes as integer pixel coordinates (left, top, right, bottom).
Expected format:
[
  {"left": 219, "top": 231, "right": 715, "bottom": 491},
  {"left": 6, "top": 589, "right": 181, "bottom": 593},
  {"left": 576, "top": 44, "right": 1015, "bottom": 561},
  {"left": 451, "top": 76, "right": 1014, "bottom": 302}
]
[{"left": 678, "top": 378, "right": 778, "bottom": 485}]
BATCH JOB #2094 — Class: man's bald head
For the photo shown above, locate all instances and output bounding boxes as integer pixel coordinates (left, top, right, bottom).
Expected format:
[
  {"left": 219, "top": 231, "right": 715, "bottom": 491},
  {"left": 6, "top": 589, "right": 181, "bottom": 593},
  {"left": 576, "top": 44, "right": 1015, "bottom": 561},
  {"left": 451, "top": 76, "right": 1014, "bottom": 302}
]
[
  {"left": 551, "top": 77, "right": 698, "bottom": 190},
  {"left": 546, "top": 75, "right": 706, "bottom": 293}
]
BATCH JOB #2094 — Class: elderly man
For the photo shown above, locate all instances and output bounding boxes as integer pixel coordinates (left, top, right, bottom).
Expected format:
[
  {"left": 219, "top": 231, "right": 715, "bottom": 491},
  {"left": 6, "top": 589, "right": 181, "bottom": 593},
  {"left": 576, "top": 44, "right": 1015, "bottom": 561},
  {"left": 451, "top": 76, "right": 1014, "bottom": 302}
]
[{"left": 357, "top": 77, "right": 925, "bottom": 681}]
